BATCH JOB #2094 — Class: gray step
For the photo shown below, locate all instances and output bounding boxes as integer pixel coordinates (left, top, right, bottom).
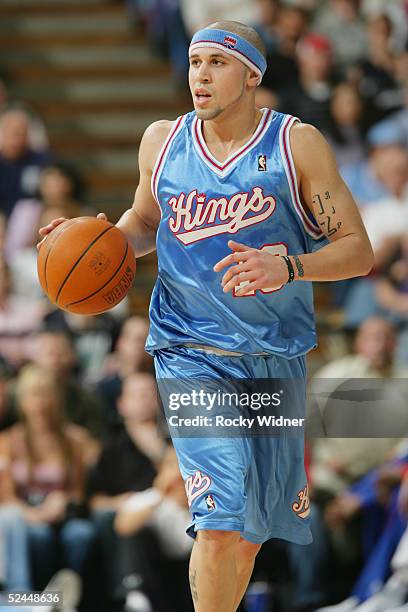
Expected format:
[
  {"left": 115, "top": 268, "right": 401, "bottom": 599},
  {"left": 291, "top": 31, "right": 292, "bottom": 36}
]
[
  {"left": 0, "top": 15, "right": 128, "bottom": 34},
  {"left": 0, "top": 46, "right": 150, "bottom": 67},
  {"left": 88, "top": 192, "right": 134, "bottom": 209},
  {"left": 48, "top": 112, "right": 175, "bottom": 138},
  {"left": 0, "top": 0, "right": 106, "bottom": 5},
  {"left": 12, "top": 79, "right": 175, "bottom": 102},
  {"left": 0, "top": 1, "right": 123, "bottom": 14},
  {"left": 65, "top": 149, "right": 140, "bottom": 173}
]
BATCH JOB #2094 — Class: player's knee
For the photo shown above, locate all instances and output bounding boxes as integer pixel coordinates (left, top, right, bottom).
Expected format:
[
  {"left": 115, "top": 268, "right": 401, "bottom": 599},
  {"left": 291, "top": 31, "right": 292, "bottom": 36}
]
[
  {"left": 236, "top": 538, "right": 262, "bottom": 563},
  {"left": 197, "top": 529, "right": 241, "bottom": 555}
]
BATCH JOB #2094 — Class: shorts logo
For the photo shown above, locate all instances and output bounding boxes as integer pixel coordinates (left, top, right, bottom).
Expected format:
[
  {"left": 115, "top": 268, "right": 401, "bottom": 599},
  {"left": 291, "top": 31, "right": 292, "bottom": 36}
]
[
  {"left": 185, "top": 470, "right": 211, "bottom": 507},
  {"left": 205, "top": 494, "right": 216, "bottom": 511},
  {"left": 292, "top": 485, "right": 310, "bottom": 519},
  {"left": 224, "top": 35, "right": 237, "bottom": 49}
]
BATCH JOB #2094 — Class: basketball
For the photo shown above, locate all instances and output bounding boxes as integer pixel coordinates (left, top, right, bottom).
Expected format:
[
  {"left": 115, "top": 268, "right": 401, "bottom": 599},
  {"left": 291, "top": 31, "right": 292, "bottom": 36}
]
[{"left": 37, "top": 217, "right": 136, "bottom": 315}]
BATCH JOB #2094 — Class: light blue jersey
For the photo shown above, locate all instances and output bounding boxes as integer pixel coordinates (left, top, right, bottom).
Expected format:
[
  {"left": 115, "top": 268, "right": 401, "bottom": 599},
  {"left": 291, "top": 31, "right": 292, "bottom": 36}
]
[{"left": 146, "top": 109, "right": 324, "bottom": 357}]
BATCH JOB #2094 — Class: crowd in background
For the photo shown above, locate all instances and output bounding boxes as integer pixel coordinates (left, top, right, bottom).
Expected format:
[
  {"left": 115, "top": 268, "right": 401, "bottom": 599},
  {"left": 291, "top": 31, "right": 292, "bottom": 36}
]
[{"left": 1, "top": 1, "right": 408, "bottom": 611}]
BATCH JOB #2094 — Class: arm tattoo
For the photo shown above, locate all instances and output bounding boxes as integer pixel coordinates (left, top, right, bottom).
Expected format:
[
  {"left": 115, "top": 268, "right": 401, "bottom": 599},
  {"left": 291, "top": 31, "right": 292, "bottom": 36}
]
[
  {"left": 189, "top": 569, "right": 198, "bottom": 603},
  {"left": 294, "top": 255, "right": 304, "bottom": 278},
  {"left": 312, "top": 191, "right": 342, "bottom": 237}
]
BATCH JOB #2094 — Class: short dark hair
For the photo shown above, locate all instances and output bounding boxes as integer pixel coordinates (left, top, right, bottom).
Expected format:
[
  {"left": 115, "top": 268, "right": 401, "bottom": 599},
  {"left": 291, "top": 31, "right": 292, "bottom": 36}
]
[{"left": 41, "top": 161, "right": 85, "bottom": 201}]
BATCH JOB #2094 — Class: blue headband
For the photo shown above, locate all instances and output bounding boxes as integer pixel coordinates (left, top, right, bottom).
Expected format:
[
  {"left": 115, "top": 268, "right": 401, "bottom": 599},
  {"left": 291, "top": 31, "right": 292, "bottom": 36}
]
[{"left": 189, "top": 28, "right": 267, "bottom": 85}]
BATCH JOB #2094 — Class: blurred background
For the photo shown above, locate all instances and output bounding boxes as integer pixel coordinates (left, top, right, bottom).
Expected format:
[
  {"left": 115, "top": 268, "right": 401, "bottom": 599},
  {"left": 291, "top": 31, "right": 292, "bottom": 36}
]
[{"left": 1, "top": 0, "right": 408, "bottom": 611}]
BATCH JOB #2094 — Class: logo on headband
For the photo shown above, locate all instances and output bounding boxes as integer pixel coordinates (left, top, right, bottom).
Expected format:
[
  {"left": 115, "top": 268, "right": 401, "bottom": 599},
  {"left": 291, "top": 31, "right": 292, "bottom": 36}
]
[{"left": 224, "top": 35, "right": 237, "bottom": 49}]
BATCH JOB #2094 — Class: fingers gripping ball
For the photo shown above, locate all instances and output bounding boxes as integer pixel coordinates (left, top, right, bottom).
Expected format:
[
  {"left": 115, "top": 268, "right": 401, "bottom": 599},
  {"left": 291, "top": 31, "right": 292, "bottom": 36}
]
[{"left": 37, "top": 217, "right": 136, "bottom": 314}]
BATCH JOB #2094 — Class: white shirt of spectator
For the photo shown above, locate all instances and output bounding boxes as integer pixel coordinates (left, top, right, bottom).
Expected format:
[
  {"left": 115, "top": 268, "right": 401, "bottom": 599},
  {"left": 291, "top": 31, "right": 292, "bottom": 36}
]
[
  {"left": 363, "top": 194, "right": 408, "bottom": 251},
  {"left": 180, "top": 0, "right": 257, "bottom": 36},
  {"left": 121, "top": 488, "right": 193, "bottom": 558}
]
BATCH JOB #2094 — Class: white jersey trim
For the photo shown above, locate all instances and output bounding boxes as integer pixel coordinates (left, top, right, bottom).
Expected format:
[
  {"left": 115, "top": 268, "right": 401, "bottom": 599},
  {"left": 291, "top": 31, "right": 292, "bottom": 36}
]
[
  {"left": 279, "top": 115, "right": 323, "bottom": 240},
  {"left": 192, "top": 108, "right": 273, "bottom": 178},
  {"left": 151, "top": 114, "right": 187, "bottom": 209}
]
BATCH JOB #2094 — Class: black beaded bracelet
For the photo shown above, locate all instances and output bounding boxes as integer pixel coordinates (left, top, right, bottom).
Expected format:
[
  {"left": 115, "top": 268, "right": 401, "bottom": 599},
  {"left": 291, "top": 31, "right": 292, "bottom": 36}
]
[{"left": 282, "top": 255, "right": 295, "bottom": 284}]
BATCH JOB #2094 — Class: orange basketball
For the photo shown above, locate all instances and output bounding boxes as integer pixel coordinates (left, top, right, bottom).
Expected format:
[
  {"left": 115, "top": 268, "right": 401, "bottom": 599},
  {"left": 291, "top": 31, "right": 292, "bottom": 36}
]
[{"left": 37, "top": 217, "right": 136, "bottom": 315}]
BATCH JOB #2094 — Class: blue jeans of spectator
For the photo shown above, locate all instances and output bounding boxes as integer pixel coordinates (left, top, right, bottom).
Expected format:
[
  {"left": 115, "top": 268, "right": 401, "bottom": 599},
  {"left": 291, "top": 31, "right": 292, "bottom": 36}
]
[
  {"left": 145, "top": 0, "right": 189, "bottom": 81},
  {"left": 28, "top": 519, "right": 95, "bottom": 589},
  {"left": 347, "top": 456, "right": 408, "bottom": 601},
  {"left": 344, "top": 279, "right": 382, "bottom": 328},
  {"left": 351, "top": 488, "right": 407, "bottom": 601},
  {"left": 92, "top": 509, "right": 132, "bottom": 601},
  {"left": 287, "top": 503, "right": 329, "bottom": 608},
  {"left": 0, "top": 505, "right": 31, "bottom": 590},
  {"left": 344, "top": 278, "right": 408, "bottom": 329}
]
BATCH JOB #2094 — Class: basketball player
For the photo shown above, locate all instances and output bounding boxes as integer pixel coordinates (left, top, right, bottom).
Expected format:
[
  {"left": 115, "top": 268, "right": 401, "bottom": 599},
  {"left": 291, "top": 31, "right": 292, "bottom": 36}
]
[{"left": 39, "top": 21, "right": 374, "bottom": 612}]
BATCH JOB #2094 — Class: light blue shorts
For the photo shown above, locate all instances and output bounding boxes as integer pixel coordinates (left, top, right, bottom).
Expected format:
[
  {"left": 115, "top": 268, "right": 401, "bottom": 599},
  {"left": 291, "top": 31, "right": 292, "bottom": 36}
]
[{"left": 154, "top": 345, "right": 312, "bottom": 545}]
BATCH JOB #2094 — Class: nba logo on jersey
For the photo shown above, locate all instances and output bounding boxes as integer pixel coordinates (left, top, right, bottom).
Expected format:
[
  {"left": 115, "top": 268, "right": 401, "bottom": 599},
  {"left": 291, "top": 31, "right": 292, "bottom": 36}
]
[
  {"left": 258, "top": 154, "right": 267, "bottom": 171},
  {"left": 224, "top": 35, "right": 237, "bottom": 49}
]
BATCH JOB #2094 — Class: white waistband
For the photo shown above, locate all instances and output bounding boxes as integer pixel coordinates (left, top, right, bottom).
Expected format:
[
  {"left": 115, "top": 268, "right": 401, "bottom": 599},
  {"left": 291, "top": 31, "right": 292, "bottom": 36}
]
[{"left": 184, "top": 343, "right": 268, "bottom": 357}]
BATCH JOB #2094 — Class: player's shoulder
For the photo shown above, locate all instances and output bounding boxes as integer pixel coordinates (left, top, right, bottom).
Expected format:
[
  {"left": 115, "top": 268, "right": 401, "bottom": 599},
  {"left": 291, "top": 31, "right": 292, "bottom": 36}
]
[
  {"left": 289, "top": 121, "right": 336, "bottom": 172},
  {"left": 139, "top": 118, "right": 183, "bottom": 172},
  {"left": 142, "top": 119, "right": 175, "bottom": 146},
  {"left": 289, "top": 121, "right": 327, "bottom": 150}
]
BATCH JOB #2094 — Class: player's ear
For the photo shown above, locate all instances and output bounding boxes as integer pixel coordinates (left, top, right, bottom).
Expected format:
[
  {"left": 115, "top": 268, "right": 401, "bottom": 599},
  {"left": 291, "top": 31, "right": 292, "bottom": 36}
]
[{"left": 246, "top": 68, "right": 260, "bottom": 89}]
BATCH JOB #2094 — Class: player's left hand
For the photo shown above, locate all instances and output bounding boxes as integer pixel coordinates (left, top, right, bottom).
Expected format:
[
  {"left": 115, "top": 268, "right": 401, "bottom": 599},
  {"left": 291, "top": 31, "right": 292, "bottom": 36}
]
[{"left": 214, "top": 240, "right": 289, "bottom": 296}]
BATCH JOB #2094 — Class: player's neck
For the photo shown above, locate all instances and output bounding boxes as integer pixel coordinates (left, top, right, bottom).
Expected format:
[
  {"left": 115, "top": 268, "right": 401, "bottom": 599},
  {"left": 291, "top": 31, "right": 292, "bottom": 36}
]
[{"left": 203, "top": 103, "right": 262, "bottom": 150}]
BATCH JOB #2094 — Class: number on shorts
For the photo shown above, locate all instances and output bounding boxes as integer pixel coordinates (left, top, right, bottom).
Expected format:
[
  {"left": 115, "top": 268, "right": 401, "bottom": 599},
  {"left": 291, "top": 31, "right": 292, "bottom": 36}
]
[{"left": 233, "top": 242, "right": 288, "bottom": 297}]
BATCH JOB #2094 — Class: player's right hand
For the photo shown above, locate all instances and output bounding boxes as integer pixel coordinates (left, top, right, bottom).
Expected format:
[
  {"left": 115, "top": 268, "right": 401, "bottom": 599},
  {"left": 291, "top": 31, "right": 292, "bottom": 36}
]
[
  {"left": 37, "top": 212, "right": 108, "bottom": 250},
  {"left": 37, "top": 216, "right": 67, "bottom": 251}
]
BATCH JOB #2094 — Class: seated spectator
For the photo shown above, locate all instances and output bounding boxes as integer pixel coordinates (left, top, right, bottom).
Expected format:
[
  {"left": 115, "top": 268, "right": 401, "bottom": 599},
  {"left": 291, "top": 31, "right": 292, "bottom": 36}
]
[
  {"left": 361, "top": 0, "right": 408, "bottom": 52},
  {"left": 0, "top": 78, "right": 49, "bottom": 153},
  {"left": 0, "top": 257, "right": 45, "bottom": 368},
  {"left": 0, "top": 505, "right": 31, "bottom": 593},
  {"left": 358, "top": 499, "right": 408, "bottom": 612},
  {"left": 256, "top": 2, "right": 309, "bottom": 106},
  {"left": 316, "top": 442, "right": 408, "bottom": 611},
  {"left": 43, "top": 310, "right": 121, "bottom": 385},
  {"left": 309, "top": 316, "right": 407, "bottom": 498},
  {"left": 0, "top": 78, "right": 7, "bottom": 114},
  {"left": 360, "top": 147, "right": 408, "bottom": 252},
  {"left": 5, "top": 162, "right": 84, "bottom": 261},
  {"left": 0, "top": 359, "right": 16, "bottom": 432},
  {"left": 115, "top": 445, "right": 189, "bottom": 548},
  {"left": 0, "top": 109, "right": 50, "bottom": 218},
  {"left": 95, "top": 316, "right": 151, "bottom": 430},
  {"left": 253, "top": 0, "right": 280, "bottom": 54},
  {"left": 0, "top": 213, "right": 5, "bottom": 252},
  {"left": 27, "top": 330, "right": 106, "bottom": 454},
  {"left": 325, "top": 82, "right": 367, "bottom": 169},
  {"left": 7, "top": 206, "right": 68, "bottom": 305},
  {"left": 342, "top": 137, "right": 408, "bottom": 209},
  {"left": 312, "top": 0, "right": 367, "bottom": 70},
  {"left": 141, "top": 0, "right": 190, "bottom": 86},
  {"left": 394, "top": 48, "right": 408, "bottom": 94},
  {"left": 278, "top": 33, "right": 334, "bottom": 134},
  {"left": 0, "top": 365, "right": 95, "bottom": 591},
  {"left": 88, "top": 372, "right": 166, "bottom": 608},
  {"left": 344, "top": 150, "right": 408, "bottom": 324},
  {"left": 90, "top": 373, "right": 165, "bottom": 509},
  {"left": 355, "top": 14, "right": 403, "bottom": 126},
  {"left": 115, "top": 446, "right": 193, "bottom": 612},
  {"left": 366, "top": 83, "right": 408, "bottom": 153},
  {"left": 376, "top": 233, "right": 408, "bottom": 323},
  {"left": 313, "top": 316, "right": 407, "bottom": 379},
  {"left": 180, "top": 0, "right": 257, "bottom": 36}
]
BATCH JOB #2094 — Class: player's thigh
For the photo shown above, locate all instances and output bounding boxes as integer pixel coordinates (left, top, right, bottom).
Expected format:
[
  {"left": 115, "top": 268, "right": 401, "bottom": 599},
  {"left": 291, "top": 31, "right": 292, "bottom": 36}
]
[{"left": 173, "top": 435, "right": 251, "bottom": 528}]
